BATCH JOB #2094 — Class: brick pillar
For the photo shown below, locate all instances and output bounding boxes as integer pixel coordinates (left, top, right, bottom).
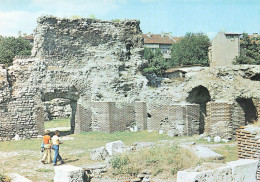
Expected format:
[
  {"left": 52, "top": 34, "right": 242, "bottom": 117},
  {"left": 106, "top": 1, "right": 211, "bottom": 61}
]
[
  {"left": 91, "top": 102, "right": 115, "bottom": 133},
  {"left": 236, "top": 126, "right": 260, "bottom": 180},
  {"left": 135, "top": 101, "right": 147, "bottom": 130},
  {"left": 168, "top": 104, "right": 200, "bottom": 136},
  {"left": 205, "top": 101, "right": 233, "bottom": 139},
  {"left": 36, "top": 107, "right": 45, "bottom": 136},
  {"left": 74, "top": 104, "right": 91, "bottom": 134}
]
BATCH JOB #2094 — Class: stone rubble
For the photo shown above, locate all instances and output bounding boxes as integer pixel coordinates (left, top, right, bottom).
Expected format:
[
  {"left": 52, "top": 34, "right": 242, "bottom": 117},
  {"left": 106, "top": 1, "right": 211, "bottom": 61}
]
[{"left": 177, "top": 159, "right": 259, "bottom": 182}]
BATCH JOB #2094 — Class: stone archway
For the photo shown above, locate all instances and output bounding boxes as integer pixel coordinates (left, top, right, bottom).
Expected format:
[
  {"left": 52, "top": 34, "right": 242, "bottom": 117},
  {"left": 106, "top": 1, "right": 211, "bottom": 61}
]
[
  {"left": 41, "top": 88, "right": 79, "bottom": 134},
  {"left": 236, "top": 98, "right": 258, "bottom": 124},
  {"left": 186, "top": 85, "right": 211, "bottom": 134}
]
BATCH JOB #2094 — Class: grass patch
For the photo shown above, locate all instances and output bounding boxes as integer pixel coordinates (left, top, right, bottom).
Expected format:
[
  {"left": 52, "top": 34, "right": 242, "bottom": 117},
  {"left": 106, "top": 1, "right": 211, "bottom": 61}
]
[
  {"left": 0, "top": 173, "right": 11, "bottom": 182},
  {"left": 213, "top": 144, "right": 238, "bottom": 163},
  {"left": 36, "top": 169, "right": 53, "bottom": 173},
  {"left": 109, "top": 145, "right": 200, "bottom": 177},
  {"left": 0, "top": 129, "right": 239, "bottom": 181},
  {"left": 44, "top": 118, "right": 70, "bottom": 129}
]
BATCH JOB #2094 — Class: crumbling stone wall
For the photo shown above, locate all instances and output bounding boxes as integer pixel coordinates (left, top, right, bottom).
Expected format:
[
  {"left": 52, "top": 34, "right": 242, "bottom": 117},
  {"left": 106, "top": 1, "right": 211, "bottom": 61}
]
[
  {"left": 1, "top": 15, "right": 260, "bottom": 140},
  {"left": 0, "top": 16, "right": 148, "bottom": 140},
  {"left": 44, "top": 98, "right": 71, "bottom": 120}
]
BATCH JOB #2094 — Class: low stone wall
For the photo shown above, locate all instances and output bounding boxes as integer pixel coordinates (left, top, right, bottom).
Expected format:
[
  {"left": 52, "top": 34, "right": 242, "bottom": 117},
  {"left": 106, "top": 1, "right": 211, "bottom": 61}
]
[
  {"left": 177, "top": 159, "right": 259, "bottom": 182},
  {"left": 236, "top": 125, "right": 260, "bottom": 180}
]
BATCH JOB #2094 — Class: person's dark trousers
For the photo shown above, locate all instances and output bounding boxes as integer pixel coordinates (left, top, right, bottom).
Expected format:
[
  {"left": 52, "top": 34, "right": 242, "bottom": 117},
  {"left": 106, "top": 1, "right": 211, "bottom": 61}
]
[{"left": 53, "top": 145, "right": 63, "bottom": 164}]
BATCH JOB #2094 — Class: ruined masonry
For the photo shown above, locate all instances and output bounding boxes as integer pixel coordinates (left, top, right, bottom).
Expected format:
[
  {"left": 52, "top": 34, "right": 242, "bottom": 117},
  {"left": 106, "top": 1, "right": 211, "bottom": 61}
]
[
  {"left": 236, "top": 125, "right": 260, "bottom": 180},
  {"left": 0, "top": 16, "right": 260, "bottom": 140}
]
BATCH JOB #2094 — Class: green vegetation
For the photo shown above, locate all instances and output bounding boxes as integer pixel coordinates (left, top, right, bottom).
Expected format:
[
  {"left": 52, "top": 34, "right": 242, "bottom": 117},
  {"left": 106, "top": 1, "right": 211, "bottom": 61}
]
[
  {"left": 0, "top": 173, "right": 11, "bottom": 182},
  {"left": 0, "top": 119, "right": 238, "bottom": 181},
  {"left": 142, "top": 32, "right": 210, "bottom": 76},
  {"left": 44, "top": 118, "right": 70, "bottom": 129},
  {"left": 170, "top": 32, "right": 210, "bottom": 66},
  {"left": 36, "top": 169, "right": 53, "bottom": 173},
  {"left": 234, "top": 33, "right": 260, "bottom": 65},
  {"left": 0, "top": 36, "right": 32, "bottom": 66},
  {"left": 112, "top": 19, "right": 121, "bottom": 22},
  {"left": 110, "top": 145, "right": 200, "bottom": 177},
  {"left": 213, "top": 144, "right": 238, "bottom": 163},
  {"left": 142, "top": 48, "right": 171, "bottom": 76}
]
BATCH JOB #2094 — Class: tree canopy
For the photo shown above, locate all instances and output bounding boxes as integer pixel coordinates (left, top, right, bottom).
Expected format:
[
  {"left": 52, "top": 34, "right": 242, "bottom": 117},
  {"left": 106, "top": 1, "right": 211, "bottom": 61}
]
[
  {"left": 142, "top": 48, "right": 171, "bottom": 77},
  {"left": 234, "top": 33, "right": 260, "bottom": 65},
  {"left": 170, "top": 32, "right": 210, "bottom": 66},
  {"left": 0, "top": 36, "right": 32, "bottom": 66}
]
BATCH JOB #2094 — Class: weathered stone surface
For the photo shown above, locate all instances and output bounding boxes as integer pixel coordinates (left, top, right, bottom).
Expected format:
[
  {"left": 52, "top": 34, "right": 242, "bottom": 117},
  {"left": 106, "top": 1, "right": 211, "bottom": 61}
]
[
  {"left": 0, "top": 16, "right": 148, "bottom": 140},
  {"left": 177, "top": 159, "right": 258, "bottom": 182},
  {"left": 133, "top": 142, "right": 155, "bottom": 151},
  {"left": 8, "top": 173, "right": 32, "bottom": 182},
  {"left": 214, "top": 136, "right": 221, "bottom": 143},
  {"left": 44, "top": 98, "right": 71, "bottom": 120},
  {"left": 180, "top": 143, "right": 223, "bottom": 160},
  {"left": 90, "top": 146, "right": 109, "bottom": 160},
  {"left": 105, "top": 140, "right": 132, "bottom": 155},
  {"left": 54, "top": 165, "right": 84, "bottom": 182}
]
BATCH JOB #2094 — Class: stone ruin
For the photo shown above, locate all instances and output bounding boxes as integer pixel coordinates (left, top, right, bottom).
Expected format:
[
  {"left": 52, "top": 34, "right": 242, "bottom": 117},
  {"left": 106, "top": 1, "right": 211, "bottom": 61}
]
[{"left": 0, "top": 15, "right": 260, "bottom": 141}]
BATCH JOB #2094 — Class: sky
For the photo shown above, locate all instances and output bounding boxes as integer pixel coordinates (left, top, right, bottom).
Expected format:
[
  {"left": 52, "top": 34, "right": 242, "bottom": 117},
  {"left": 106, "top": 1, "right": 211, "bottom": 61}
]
[{"left": 0, "top": 0, "right": 259, "bottom": 39}]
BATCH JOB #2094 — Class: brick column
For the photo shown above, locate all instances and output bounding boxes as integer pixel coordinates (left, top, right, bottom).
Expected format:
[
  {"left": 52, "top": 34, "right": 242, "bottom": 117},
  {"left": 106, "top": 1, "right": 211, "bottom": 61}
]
[{"left": 236, "top": 126, "right": 260, "bottom": 180}]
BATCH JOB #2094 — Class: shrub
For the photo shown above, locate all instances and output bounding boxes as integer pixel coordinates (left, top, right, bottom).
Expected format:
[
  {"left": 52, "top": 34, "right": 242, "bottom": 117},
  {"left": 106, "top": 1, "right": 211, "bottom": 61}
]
[
  {"left": 111, "top": 155, "right": 129, "bottom": 169},
  {"left": 0, "top": 173, "right": 11, "bottom": 182}
]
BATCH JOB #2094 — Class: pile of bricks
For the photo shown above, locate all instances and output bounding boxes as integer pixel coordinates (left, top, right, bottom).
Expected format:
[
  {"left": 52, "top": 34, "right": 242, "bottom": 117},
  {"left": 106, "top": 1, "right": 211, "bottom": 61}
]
[{"left": 236, "top": 126, "right": 260, "bottom": 180}]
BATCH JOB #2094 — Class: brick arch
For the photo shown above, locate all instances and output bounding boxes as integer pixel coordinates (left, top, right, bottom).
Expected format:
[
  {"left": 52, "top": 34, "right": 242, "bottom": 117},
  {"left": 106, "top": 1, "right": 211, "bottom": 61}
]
[
  {"left": 235, "top": 97, "right": 258, "bottom": 124},
  {"left": 186, "top": 85, "right": 211, "bottom": 133}
]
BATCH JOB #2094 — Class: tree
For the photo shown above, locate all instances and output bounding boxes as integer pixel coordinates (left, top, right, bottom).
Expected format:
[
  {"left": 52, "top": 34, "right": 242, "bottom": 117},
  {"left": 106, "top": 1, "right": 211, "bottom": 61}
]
[
  {"left": 0, "top": 36, "right": 32, "bottom": 66},
  {"left": 142, "top": 48, "right": 171, "bottom": 76},
  {"left": 234, "top": 33, "right": 260, "bottom": 65},
  {"left": 170, "top": 32, "right": 210, "bottom": 66}
]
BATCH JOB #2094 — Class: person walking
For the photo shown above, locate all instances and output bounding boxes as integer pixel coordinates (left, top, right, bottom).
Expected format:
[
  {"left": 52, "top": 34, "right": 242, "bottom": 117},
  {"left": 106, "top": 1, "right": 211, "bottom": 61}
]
[
  {"left": 52, "top": 130, "right": 64, "bottom": 166},
  {"left": 41, "top": 130, "right": 52, "bottom": 164}
]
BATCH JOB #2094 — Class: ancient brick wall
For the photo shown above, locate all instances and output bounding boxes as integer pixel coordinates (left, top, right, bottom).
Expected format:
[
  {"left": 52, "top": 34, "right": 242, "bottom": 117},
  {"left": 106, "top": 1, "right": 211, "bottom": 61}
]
[
  {"left": 91, "top": 102, "right": 115, "bottom": 132},
  {"left": 205, "top": 102, "right": 234, "bottom": 139},
  {"left": 74, "top": 104, "right": 92, "bottom": 134},
  {"left": 168, "top": 104, "right": 200, "bottom": 136},
  {"left": 147, "top": 97, "right": 172, "bottom": 131},
  {"left": 134, "top": 101, "right": 147, "bottom": 130},
  {"left": 236, "top": 126, "right": 260, "bottom": 180}
]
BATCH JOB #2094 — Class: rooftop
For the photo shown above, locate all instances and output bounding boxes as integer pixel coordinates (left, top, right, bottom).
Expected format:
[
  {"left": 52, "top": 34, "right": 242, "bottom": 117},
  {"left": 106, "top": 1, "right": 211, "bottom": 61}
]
[{"left": 143, "top": 33, "right": 180, "bottom": 45}]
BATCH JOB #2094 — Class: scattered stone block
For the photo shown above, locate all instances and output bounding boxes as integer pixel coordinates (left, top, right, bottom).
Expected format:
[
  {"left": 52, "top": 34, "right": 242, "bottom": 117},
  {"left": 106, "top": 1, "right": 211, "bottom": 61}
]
[
  {"left": 158, "top": 130, "right": 164, "bottom": 134},
  {"left": 177, "top": 159, "right": 258, "bottom": 182},
  {"left": 54, "top": 165, "right": 84, "bottom": 182},
  {"left": 166, "top": 130, "right": 175, "bottom": 137},
  {"left": 105, "top": 140, "right": 132, "bottom": 155},
  {"left": 90, "top": 146, "right": 109, "bottom": 160},
  {"left": 8, "top": 173, "right": 32, "bottom": 182},
  {"left": 133, "top": 142, "right": 155, "bottom": 151},
  {"left": 13, "top": 134, "right": 21, "bottom": 141},
  {"left": 214, "top": 136, "right": 221, "bottom": 143},
  {"left": 181, "top": 144, "right": 223, "bottom": 160}
]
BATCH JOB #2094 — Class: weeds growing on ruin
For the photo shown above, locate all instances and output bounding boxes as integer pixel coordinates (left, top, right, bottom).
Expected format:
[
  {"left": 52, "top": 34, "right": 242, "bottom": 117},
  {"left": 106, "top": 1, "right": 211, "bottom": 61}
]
[
  {"left": 0, "top": 173, "right": 11, "bottom": 182},
  {"left": 109, "top": 145, "right": 200, "bottom": 177}
]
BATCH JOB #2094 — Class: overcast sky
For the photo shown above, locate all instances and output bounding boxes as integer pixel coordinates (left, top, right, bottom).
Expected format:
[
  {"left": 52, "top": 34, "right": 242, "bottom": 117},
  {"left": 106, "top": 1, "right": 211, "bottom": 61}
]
[{"left": 0, "top": 0, "right": 259, "bottom": 38}]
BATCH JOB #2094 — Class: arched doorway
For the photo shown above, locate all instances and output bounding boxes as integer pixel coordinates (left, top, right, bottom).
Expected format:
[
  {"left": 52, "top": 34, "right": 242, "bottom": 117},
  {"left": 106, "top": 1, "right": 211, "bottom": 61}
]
[
  {"left": 41, "top": 87, "right": 79, "bottom": 135},
  {"left": 236, "top": 98, "right": 257, "bottom": 124},
  {"left": 186, "top": 85, "right": 211, "bottom": 134}
]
